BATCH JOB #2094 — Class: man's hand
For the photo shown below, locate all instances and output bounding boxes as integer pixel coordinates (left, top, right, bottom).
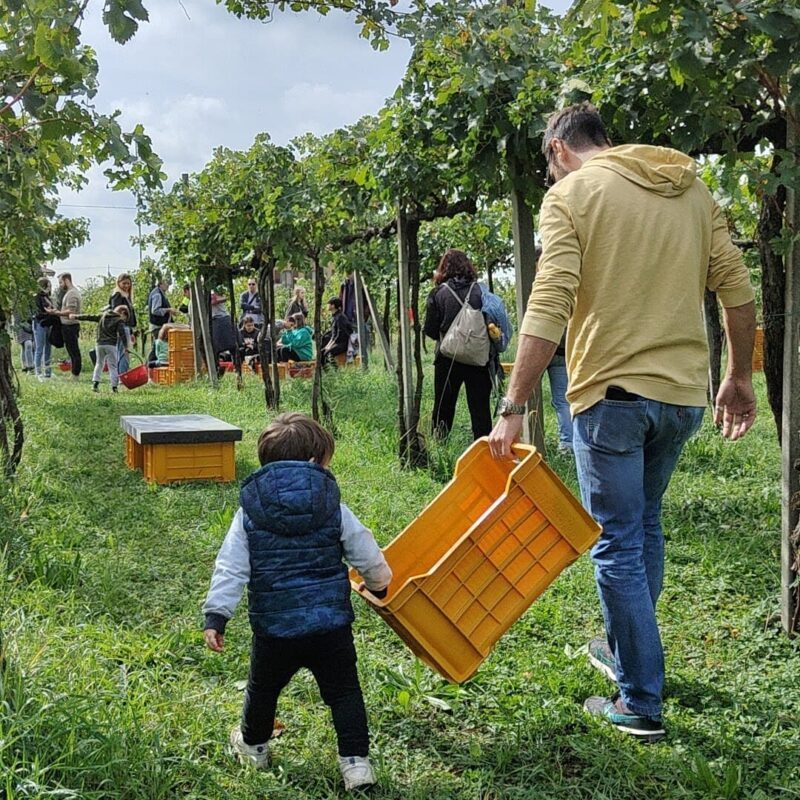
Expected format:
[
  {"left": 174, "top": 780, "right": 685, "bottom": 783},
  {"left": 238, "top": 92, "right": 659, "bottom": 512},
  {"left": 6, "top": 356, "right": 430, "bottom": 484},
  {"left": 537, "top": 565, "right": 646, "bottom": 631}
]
[
  {"left": 714, "top": 377, "right": 756, "bottom": 441},
  {"left": 486, "top": 334, "right": 558, "bottom": 461},
  {"left": 488, "top": 414, "right": 524, "bottom": 461},
  {"left": 203, "top": 628, "right": 224, "bottom": 652}
]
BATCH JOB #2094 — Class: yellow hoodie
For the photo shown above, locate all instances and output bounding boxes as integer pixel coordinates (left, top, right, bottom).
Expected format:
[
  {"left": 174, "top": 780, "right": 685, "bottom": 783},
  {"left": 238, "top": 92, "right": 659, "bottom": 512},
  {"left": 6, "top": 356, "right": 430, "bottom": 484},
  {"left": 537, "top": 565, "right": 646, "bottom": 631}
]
[{"left": 521, "top": 144, "right": 754, "bottom": 415}]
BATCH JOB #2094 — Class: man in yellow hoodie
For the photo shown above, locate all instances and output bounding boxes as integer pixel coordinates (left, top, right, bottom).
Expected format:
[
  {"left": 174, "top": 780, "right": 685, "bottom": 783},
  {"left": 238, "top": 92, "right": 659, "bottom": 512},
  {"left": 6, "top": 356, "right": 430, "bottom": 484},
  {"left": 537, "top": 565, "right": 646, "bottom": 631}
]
[{"left": 489, "top": 103, "right": 756, "bottom": 742}]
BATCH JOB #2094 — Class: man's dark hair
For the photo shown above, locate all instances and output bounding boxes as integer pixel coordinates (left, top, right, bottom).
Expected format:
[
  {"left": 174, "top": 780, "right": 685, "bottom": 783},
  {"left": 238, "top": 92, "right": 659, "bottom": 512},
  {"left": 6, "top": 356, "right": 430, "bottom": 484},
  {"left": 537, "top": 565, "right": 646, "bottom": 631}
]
[
  {"left": 257, "top": 412, "right": 335, "bottom": 466},
  {"left": 542, "top": 102, "right": 612, "bottom": 156},
  {"left": 437, "top": 249, "right": 477, "bottom": 283},
  {"left": 291, "top": 312, "right": 305, "bottom": 327},
  {"left": 59, "top": 272, "right": 72, "bottom": 282},
  {"left": 327, "top": 297, "right": 342, "bottom": 310}
]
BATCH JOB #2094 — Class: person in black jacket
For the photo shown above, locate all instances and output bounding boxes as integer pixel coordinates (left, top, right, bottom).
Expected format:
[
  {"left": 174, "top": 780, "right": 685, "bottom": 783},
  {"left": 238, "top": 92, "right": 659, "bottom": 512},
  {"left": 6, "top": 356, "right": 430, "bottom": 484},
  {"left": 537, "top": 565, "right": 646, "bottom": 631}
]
[
  {"left": 320, "top": 297, "right": 352, "bottom": 365},
  {"left": 71, "top": 306, "right": 130, "bottom": 393},
  {"left": 239, "top": 279, "right": 264, "bottom": 327},
  {"left": 32, "top": 277, "right": 56, "bottom": 380},
  {"left": 286, "top": 286, "right": 309, "bottom": 320},
  {"left": 423, "top": 249, "right": 492, "bottom": 440},
  {"left": 110, "top": 273, "right": 136, "bottom": 374},
  {"left": 147, "top": 280, "right": 177, "bottom": 363}
]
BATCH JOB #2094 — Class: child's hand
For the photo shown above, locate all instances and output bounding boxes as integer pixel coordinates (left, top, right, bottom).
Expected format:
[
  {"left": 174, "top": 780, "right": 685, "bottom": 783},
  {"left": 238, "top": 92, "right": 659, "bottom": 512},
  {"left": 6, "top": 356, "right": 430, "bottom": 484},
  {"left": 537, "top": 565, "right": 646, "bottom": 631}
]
[
  {"left": 204, "top": 628, "right": 224, "bottom": 652},
  {"left": 356, "top": 582, "right": 388, "bottom": 600}
]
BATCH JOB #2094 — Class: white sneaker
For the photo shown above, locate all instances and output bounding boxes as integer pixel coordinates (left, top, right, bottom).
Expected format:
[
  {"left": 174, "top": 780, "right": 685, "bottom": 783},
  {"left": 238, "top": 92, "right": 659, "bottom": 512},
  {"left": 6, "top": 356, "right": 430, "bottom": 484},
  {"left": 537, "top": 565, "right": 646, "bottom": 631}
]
[
  {"left": 229, "top": 726, "right": 269, "bottom": 769},
  {"left": 338, "top": 755, "right": 376, "bottom": 791}
]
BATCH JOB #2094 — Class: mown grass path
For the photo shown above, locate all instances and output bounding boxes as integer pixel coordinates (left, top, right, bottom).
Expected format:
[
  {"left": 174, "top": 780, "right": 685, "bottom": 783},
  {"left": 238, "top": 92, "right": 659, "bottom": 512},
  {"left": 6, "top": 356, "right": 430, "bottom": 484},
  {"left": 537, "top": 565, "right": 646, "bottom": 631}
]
[{"left": 1, "top": 368, "right": 797, "bottom": 799}]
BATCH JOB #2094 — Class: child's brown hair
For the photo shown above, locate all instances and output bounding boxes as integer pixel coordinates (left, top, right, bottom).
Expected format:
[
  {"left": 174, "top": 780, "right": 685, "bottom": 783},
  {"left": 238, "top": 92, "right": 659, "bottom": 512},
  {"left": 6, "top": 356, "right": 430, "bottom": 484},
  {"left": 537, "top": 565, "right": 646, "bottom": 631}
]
[{"left": 257, "top": 412, "right": 335, "bottom": 467}]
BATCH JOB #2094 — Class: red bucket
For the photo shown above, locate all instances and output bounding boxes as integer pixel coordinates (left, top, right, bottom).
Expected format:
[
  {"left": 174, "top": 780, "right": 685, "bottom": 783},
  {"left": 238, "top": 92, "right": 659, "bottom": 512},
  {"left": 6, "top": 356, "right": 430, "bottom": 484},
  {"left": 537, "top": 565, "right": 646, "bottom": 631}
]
[{"left": 119, "top": 352, "right": 149, "bottom": 390}]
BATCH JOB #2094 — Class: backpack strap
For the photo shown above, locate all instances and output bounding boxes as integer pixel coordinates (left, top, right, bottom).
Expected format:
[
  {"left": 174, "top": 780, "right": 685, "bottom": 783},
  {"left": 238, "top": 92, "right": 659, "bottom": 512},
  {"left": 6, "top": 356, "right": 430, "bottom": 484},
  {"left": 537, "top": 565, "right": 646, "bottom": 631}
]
[{"left": 441, "top": 281, "right": 476, "bottom": 308}]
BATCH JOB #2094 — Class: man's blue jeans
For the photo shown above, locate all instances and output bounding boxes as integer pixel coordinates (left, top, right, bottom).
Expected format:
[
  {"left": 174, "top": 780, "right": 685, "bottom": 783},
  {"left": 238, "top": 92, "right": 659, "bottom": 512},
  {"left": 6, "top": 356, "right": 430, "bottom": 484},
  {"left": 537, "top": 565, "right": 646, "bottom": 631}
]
[
  {"left": 573, "top": 396, "right": 704, "bottom": 716},
  {"left": 546, "top": 354, "right": 573, "bottom": 449}
]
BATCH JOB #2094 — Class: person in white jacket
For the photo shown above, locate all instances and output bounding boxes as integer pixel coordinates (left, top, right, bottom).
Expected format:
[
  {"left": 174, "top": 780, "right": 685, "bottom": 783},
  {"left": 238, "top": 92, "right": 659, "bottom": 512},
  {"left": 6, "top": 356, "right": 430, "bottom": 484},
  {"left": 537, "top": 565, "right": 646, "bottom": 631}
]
[{"left": 202, "top": 412, "right": 391, "bottom": 792}]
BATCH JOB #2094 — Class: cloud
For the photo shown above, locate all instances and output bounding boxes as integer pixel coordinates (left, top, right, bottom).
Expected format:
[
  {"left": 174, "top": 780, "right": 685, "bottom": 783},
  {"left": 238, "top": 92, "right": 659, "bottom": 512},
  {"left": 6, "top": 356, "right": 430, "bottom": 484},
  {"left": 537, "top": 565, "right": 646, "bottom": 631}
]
[
  {"left": 49, "top": 4, "right": 417, "bottom": 284},
  {"left": 110, "top": 94, "right": 229, "bottom": 178},
  {"left": 280, "top": 83, "right": 384, "bottom": 136}
]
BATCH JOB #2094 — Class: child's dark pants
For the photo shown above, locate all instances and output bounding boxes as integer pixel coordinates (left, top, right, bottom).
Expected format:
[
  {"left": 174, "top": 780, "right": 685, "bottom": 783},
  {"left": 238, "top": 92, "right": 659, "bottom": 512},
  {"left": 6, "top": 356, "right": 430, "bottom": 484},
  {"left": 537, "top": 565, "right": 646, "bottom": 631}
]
[{"left": 241, "top": 624, "right": 369, "bottom": 756}]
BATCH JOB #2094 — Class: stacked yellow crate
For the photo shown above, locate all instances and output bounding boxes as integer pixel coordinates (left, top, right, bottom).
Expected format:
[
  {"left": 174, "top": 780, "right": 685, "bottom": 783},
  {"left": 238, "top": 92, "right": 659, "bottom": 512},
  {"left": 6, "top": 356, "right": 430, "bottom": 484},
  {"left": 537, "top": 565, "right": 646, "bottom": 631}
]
[
  {"left": 168, "top": 328, "right": 196, "bottom": 383},
  {"left": 150, "top": 367, "right": 171, "bottom": 385}
]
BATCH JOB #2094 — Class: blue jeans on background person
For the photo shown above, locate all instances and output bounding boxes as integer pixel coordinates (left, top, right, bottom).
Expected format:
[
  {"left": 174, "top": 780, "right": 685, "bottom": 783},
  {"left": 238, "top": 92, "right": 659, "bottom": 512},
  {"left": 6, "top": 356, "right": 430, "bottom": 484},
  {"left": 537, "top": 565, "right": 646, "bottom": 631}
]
[
  {"left": 32, "top": 319, "right": 51, "bottom": 377},
  {"left": 117, "top": 326, "right": 131, "bottom": 374},
  {"left": 573, "top": 396, "right": 705, "bottom": 717},
  {"left": 21, "top": 340, "right": 34, "bottom": 370},
  {"left": 546, "top": 354, "right": 573, "bottom": 450}
]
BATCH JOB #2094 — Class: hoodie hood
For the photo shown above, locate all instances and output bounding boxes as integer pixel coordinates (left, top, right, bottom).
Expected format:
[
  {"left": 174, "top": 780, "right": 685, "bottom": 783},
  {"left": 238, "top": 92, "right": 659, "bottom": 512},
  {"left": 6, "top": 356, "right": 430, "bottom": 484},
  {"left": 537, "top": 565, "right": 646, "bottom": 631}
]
[
  {"left": 240, "top": 461, "right": 340, "bottom": 538},
  {"left": 587, "top": 144, "right": 697, "bottom": 197}
]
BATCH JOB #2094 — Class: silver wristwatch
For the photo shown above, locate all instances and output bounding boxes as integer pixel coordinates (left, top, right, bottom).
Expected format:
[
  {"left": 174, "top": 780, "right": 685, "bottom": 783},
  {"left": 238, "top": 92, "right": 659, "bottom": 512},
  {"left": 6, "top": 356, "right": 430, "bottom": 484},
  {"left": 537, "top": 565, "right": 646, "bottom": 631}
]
[{"left": 497, "top": 397, "right": 526, "bottom": 417}]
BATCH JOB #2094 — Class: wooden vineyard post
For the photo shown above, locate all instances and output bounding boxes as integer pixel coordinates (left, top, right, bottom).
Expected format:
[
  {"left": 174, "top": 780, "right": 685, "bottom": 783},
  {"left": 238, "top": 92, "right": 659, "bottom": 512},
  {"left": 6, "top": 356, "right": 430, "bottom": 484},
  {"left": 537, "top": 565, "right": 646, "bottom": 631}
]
[
  {"left": 226, "top": 268, "right": 243, "bottom": 390},
  {"left": 363, "top": 282, "right": 394, "bottom": 372},
  {"left": 263, "top": 259, "right": 281, "bottom": 409},
  {"left": 189, "top": 279, "right": 204, "bottom": 378},
  {"left": 510, "top": 186, "right": 546, "bottom": 455},
  {"left": 353, "top": 269, "right": 369, "bottom": 369},
  {"left": 781, "top": 121, "right": 800, "bottom": 636},
  {"left": 192, "top": 275, "right": 217, "bottom": 388},
  {"left": 396, "top": 206, "right": 416, "bottom": 461}
]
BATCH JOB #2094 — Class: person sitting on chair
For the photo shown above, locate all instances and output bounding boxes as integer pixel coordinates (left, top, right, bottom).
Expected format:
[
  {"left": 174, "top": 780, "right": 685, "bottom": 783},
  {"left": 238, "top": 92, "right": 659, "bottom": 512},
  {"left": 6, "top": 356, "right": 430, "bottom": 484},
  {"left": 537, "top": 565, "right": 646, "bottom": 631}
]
[{"left": 319, "top": 298, "right": 352, "bottom": 366}]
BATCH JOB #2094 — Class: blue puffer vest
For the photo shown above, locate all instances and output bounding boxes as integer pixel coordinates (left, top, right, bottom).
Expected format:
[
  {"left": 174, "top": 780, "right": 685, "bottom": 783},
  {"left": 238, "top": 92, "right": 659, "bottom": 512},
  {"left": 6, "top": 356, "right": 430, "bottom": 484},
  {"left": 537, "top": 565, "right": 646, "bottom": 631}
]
[{"left": 240, "top": 460, "right": 353, "bottom": 639}]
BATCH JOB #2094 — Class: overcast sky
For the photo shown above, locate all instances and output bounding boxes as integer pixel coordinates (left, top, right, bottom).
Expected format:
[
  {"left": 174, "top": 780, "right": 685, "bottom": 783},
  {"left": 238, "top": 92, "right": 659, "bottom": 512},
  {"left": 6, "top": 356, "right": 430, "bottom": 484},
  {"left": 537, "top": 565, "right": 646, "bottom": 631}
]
[{"left": 55, "top": 0, "right": 571, "bottom": 287}]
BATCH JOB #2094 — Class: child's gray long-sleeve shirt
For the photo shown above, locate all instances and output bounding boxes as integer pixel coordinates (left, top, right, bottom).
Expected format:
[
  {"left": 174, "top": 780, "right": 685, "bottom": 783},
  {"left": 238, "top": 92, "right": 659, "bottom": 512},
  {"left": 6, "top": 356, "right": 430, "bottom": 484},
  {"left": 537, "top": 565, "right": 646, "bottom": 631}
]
[{"left": 202, "top": 503, "right": 392, "bottom": 632}]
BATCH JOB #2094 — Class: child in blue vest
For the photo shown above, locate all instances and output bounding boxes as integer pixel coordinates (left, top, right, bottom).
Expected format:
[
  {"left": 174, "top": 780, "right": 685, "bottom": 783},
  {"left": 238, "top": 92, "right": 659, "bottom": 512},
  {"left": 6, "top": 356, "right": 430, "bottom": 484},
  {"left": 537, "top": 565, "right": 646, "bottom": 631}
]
[{"left": 202, "top": 412, "right": 392, "bottom": 791}]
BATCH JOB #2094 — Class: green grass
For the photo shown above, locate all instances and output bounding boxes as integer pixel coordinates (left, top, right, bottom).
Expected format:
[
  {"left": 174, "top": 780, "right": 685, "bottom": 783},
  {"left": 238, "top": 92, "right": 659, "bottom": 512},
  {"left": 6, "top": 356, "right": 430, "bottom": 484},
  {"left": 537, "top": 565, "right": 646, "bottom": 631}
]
[{"left": 0, "top": 361, "right": 797, "bottom": 799}]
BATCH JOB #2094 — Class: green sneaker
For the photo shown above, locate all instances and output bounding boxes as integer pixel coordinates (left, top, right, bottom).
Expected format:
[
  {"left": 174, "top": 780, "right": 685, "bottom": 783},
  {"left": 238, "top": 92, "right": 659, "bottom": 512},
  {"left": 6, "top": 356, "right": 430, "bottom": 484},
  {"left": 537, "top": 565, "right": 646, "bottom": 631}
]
[
  {"left": 583, "top": 691, "right": 665, "bottom": 743},
  {"left": 587, "top": 637, "right": 617, "bottom": 682}
]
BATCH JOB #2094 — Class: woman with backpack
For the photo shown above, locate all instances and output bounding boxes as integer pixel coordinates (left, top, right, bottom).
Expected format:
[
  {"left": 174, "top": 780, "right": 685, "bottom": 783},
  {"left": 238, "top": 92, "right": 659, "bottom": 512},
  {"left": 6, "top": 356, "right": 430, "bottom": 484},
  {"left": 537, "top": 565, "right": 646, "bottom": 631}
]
[{"left": 423, "top": 249, "right": 493, "bottom": 440}]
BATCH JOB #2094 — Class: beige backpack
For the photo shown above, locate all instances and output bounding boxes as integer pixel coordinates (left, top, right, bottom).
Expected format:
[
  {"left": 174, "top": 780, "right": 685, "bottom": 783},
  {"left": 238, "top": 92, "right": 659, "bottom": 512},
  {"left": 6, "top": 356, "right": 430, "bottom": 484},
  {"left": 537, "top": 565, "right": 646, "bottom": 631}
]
[{"left": 438, "top": 282, "right": 490, "bottom": 367}]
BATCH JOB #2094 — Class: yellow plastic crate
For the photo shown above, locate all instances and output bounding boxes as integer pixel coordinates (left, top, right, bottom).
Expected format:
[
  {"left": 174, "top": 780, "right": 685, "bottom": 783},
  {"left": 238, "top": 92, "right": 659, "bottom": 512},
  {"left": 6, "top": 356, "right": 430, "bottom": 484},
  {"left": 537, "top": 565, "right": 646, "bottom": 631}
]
[
  {"left": 351, "top": 438, "right": 600, "bottom": 683},
  {"left": 167, "top": 328, "right": 194, "bottom": 351},
  {"left": 150, "top": 367, "right": 170, "bottom": 385},
  {"left": 143, "top": 441, "right": 235, "bottom": 484},
  {"left": 333, "top": 353, "right": 361, "bottom": 368},
  {"left": 287, "top": 360, "right": 315, "bottom": 378},
  {"left": 169, "top": 366, "right": 195, "bottom": 384},
  {"left": 169, "top": 350, "right": 195, "bottom": 369},
  {"left": 125, "top": 434, "right": 143, "bottom": 471}
]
